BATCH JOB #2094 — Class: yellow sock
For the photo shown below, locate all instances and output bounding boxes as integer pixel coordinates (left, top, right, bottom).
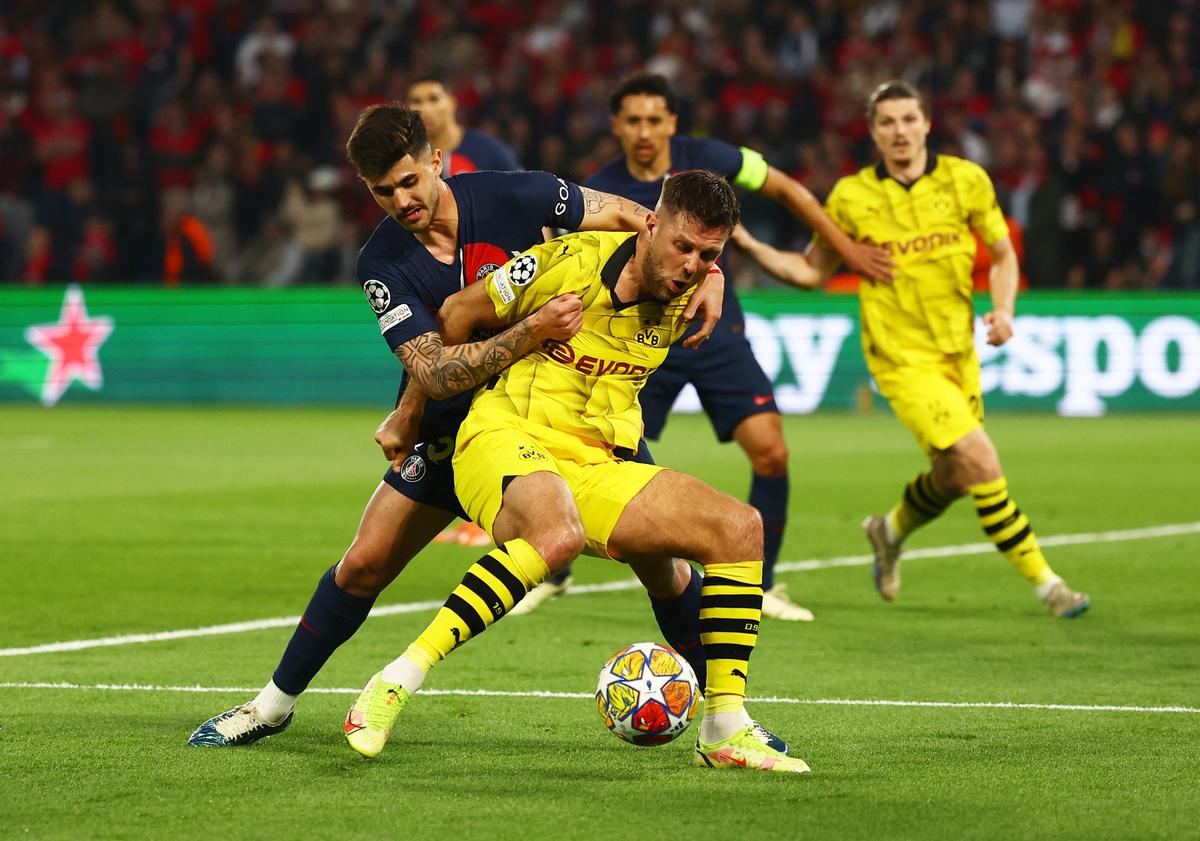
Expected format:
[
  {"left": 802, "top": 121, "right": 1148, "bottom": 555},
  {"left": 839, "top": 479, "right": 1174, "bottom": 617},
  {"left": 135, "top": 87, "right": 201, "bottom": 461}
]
[
  {"left": 887, "top": 469, "right": 959, "bottom": 540},
  {"left": 970, "top": 477, "right": 1055, "bottom": 586},
  {"left": 699, "top": 560, "right": 762, "bottom": 715},
  {"left": 406, "top": 538, "right": 549, "bottom": 672}
]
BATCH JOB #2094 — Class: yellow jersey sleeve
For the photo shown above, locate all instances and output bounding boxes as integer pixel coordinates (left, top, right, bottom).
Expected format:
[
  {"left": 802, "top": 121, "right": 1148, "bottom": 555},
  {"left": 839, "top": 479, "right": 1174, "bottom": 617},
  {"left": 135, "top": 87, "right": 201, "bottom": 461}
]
[
  {"left": 484, "top": 237, "right": 598, "bottom": 324},
  {"left": 962, "top": 160, "right": 1009, "bottom": 247}
]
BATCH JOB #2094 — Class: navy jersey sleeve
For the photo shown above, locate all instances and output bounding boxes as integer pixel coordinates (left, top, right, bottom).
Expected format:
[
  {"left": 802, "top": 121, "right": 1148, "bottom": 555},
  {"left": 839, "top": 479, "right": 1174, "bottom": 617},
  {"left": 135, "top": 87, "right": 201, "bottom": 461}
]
[
  {"left": 508, "top": 170, "right": 586, "bottom": 231},
  {"left": 356, "top": 249, "right": 438, "bottom": 352}
]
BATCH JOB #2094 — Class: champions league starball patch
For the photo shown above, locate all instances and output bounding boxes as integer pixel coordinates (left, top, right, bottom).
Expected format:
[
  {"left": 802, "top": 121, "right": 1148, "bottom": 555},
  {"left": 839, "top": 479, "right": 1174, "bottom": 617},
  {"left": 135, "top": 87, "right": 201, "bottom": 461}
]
[
  {"left": 508, "top": 254, "right": 538, "bottom": 286},
  {"left": 364, "top": 279, "right": 391, "bottom": 314}
]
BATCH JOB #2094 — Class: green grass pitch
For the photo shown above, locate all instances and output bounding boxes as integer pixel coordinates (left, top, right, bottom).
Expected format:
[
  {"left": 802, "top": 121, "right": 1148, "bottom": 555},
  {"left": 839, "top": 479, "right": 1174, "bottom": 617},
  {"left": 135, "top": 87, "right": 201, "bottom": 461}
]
[{"left": 1, "top": 406, "right": 1198, "bottom": 840}]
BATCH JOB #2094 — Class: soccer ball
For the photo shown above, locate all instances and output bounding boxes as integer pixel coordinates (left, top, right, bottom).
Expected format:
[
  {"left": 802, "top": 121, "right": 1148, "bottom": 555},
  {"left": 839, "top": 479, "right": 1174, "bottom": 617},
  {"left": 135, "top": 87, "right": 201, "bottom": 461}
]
[{"left": 595, "top": 642, "right": 700, "bottom": 745}]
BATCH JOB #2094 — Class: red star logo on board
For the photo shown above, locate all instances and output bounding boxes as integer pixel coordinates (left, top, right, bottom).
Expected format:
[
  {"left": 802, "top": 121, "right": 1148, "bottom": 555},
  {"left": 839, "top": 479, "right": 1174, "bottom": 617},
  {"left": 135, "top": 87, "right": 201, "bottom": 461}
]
[{"left": 24, "top": 285, "right": 114, "bottom": 407}]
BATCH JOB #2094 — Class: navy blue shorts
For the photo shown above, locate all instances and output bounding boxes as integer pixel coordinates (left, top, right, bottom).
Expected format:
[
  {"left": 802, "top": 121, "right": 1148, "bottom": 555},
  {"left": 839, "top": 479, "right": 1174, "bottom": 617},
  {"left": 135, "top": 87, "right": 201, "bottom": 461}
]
[
  {"left": 641, "top": 320, "right": 777, "bottom": 442},
  {"left": 381, "top": 433, "right": 469, "bottom": 520}
]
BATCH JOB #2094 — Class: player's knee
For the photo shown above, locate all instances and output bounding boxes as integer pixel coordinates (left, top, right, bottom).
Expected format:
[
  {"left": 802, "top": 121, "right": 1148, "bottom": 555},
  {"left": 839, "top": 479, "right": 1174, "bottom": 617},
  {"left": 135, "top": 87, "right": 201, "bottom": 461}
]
[
  {"left": 530, "top": 520, "right": 586, "bottom": 573},
  {"left": 720, "top": 503, "right": 763, "bottom": 562},
  {"left": 750, "top": 440, "right": 789, "bottom": 477},
  {"left": 336, "top": 546, "right": 401, "bottom": 596}
]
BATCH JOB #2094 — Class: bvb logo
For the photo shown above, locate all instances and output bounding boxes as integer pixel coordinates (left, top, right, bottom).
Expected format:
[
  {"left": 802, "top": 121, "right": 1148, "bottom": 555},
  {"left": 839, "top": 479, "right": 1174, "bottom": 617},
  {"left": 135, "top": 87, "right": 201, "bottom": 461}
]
[{"left": 518, "top": 445, "right": 547, "bottom": 461}]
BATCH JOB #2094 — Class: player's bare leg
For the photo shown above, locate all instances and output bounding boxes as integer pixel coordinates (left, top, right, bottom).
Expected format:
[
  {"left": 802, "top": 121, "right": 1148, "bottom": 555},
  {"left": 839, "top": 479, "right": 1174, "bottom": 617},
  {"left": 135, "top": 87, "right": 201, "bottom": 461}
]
[
  {"left": 347, "top": 472, "right": 584, "bottom": 757},
  {"left": 189, "top": 484, "right": 453, "bottom": 746},
  {"left": 610, "top": 470, "right": 808, "bottom": 773},
  {"left": 732, "top": 412, "right": 812, "bottom": 621}
]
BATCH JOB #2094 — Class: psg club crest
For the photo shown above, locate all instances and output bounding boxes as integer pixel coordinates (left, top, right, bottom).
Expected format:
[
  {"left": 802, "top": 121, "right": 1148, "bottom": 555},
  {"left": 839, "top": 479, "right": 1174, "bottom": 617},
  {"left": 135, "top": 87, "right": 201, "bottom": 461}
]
[
  {"left": 363, "top": 279, "right": 391, "bottom": 314},
  {"left": 399, "top": 453, "right": 426, "bottom": 483}
]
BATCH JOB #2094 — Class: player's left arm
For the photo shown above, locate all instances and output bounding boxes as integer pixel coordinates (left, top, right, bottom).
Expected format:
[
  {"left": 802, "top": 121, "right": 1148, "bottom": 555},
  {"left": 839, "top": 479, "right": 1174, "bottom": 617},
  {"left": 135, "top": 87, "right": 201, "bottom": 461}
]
[
  {"left": 397, "top": 284, "right": 582, "bottom": 401},
  {"left": 983, "top": 236, "right": 1018, "bottom": 347},
  {"left": 731, "top": 224, "right": 821, "bottom": 290},
  {"left": 757, "top": 166, "right": 894, "bottom": 282},
  {"left": 577, "top": 186, "right": 651, "bottom": 233}
]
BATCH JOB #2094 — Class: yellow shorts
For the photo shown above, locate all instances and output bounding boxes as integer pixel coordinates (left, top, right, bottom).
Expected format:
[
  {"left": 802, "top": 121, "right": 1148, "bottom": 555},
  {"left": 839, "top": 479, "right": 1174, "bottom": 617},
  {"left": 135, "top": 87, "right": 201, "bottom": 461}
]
[
  {"left": 869, "top": 351, "right": 984, "bottom": 455},
  {"left": 453, "top": 409, "right": 663, "bottom": 559}
]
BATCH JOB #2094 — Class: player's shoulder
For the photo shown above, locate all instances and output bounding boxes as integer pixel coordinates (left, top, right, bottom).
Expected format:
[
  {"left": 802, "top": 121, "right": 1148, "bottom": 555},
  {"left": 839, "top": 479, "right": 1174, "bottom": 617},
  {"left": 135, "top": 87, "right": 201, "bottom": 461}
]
[
  {"left": 932, "top": 153, "right": 993, "bottom": 189},
  {"left": 829, "top": 164, "right": 884, "bottom": 201},
  {"left": 670, "top": 135, "right": 739, "bottom": 172},
  {"left": 356, "top": 217, "right": 416, "bottom": 280}
]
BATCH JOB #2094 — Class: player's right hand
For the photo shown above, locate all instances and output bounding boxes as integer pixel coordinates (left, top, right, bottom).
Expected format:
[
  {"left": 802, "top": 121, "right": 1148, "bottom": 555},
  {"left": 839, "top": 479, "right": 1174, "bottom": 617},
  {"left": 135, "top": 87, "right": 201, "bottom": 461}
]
[
  {"left": 530, "top": 293, "right": 583, "bottom": 342},
  {"left": 847, "top": 239, "right": 894, "bottom": 283},
  {"left": 375, "top": 408, "right": 418, "bottom": 472}
]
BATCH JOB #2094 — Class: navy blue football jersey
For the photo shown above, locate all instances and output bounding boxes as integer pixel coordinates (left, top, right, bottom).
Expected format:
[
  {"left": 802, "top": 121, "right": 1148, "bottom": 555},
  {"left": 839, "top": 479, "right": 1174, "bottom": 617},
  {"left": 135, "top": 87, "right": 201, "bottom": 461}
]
[
  {"left": 357, "top": 170, "right": 584, "bottom": 437},
  {"left": 442, "top": 128, "right": 522, "bottom": 175}
]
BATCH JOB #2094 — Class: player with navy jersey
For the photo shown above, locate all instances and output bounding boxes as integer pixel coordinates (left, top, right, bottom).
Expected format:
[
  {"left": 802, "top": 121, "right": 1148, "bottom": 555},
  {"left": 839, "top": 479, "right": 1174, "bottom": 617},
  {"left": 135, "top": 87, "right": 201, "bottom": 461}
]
[
  {"left": 408, "top": 77, "right": 522, "bottom": 176},
  {"left": 187, "top": 104, "right": 724, "bottom": 748},
  {"left": 514, "top": 73, "right": 893, "bottom": 624}
]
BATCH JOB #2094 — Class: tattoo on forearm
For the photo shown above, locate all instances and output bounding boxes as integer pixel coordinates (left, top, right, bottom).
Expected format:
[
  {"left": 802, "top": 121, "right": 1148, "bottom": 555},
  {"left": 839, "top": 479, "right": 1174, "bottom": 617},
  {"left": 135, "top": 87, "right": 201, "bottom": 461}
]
[
  {"left": 581, "top": 187, "right": 647, "bottom": 221},
  {"left": 395, "top": 323, "right": 538, "bottom": 400}
]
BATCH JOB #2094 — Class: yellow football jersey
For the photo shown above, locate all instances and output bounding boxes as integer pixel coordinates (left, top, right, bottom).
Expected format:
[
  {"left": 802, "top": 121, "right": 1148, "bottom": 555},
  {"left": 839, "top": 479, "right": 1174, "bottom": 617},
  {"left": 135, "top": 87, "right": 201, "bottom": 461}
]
[
  {"left": 815, "top": 153, "right": 1009, "bottom": 366},
  {"left": 477, "top": 230, "right": 696, "bottom": 450}
]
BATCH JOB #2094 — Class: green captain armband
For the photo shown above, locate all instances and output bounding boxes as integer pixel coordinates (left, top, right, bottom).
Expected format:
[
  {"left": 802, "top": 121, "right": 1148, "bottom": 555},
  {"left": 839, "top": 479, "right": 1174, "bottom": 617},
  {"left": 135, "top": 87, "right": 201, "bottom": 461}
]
[{"left": 733, "top": 147, "right": 769, "bottom": 191}]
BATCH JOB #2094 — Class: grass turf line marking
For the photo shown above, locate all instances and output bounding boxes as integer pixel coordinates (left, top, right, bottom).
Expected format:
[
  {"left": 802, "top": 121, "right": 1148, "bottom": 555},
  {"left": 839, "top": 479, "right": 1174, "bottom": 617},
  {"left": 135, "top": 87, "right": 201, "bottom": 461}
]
[
  {"left": 1, "top": 681, "right": 1197, "bottom": 715},
  {"left": 3, "top": 520, "right": 1198, "bottom": 659}
]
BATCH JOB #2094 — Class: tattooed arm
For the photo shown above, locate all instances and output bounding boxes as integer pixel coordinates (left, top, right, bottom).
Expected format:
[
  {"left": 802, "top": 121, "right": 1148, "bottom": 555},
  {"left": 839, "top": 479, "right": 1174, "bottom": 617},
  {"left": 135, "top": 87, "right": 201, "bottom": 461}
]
[
  {"left": 393, "top": 282, "right": 583, "bottom": 401},
  {"left": 576, "top": 187, "right": 651, "bottom": 232}
]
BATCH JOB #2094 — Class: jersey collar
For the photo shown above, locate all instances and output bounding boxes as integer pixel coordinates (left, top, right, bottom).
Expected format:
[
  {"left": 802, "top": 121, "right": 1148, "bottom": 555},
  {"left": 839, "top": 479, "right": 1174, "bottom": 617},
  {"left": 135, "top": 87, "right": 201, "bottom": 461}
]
[
  {"left": 600, "top": 233, "right": 648, "bottom": 310},
  {"left": 875, "top": 151, "right": 938, "bottom": 190}
]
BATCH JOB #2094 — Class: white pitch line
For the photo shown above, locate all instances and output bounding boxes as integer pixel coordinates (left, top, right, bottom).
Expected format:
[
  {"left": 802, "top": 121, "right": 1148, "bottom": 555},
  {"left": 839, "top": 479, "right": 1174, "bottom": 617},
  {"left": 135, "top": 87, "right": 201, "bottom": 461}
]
[
  {"left": 2, "top": 520, "right": 1198, "bottom": 659},
  {"left": 0, "top": 681, "right": 1196, "bottom": 715}
]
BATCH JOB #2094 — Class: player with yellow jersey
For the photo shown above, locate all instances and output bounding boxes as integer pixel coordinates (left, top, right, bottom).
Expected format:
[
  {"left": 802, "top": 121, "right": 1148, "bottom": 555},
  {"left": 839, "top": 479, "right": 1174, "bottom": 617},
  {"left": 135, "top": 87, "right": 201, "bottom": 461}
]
[
  {"left": 344, "top": 170, "right": 808, "bottom": 773},
  {"left": 760, "top": 80, "right": 1089, "bottom": 618}
]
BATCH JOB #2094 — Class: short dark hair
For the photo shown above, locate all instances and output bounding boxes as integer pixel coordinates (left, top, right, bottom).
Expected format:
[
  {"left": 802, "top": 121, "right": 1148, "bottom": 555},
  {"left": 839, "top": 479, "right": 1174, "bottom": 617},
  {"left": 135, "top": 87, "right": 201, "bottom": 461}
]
[
  {"left": 865, "top": 80, "right": 929, "bottom": 122},
  {"left": 609, "top": 72, "right": 678, "bottom": 116},
  {"left": 659, "top": 170, "right": 739, "bottom": 233},
  {"left": 408, "top": 76, "right": 446, "bottom": 91},
  {"left": 345, "top": 104, "right": 430, "bottom": 181}
]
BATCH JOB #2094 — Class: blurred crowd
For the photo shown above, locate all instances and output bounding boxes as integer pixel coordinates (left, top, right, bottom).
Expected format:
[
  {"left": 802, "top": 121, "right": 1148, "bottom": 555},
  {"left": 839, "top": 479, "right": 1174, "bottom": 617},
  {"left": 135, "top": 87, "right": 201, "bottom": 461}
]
[{"left": 2, "top": 0, "right": 1200, "bottom": 289}]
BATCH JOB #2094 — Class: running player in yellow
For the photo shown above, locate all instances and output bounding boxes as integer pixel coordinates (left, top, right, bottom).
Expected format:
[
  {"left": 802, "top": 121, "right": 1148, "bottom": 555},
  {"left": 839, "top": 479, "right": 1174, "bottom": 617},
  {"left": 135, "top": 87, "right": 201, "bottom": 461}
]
[
  {"left": 794, "top": 81, "right": 1089, "bottom": 618},
  {"left": 345, "top": 170, "right": 807, "bottom": 773}
]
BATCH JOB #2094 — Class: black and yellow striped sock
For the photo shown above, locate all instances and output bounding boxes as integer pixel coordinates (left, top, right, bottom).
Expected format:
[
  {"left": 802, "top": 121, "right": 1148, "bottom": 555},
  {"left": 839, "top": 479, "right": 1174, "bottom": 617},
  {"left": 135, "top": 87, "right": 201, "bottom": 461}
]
[
  {"left": 699, "top": 560, "right": 763, "bottom": 715},
  {"left": 971, "top": 477, "right": 1055, "bottom": 586},
  {"left": 403, "top": 538, "right": 549, "bottom": 672},
  {"left": 887, "top": 469, "right": 959, "bottom": 540}
]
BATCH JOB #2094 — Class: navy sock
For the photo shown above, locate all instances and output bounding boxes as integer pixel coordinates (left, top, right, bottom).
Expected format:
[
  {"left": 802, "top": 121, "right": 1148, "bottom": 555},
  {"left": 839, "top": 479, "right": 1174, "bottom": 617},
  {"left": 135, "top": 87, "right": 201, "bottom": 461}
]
[
  {"left": 272, "top": 565, "right": 377, "bottom": 695},
  {"left": 648, "top": 564, "right": 706, "bottom": 687},
  {"left": 749, "top": 472, "right": 789, "bottom": 590}
]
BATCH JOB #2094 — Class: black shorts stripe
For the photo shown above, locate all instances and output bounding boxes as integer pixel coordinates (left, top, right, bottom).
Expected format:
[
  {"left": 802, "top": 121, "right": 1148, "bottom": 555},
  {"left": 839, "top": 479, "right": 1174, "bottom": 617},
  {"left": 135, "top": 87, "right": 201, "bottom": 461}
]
[
  {"left": 905, "top": 484, "right": 941, "bottom": 517},
  {"left": 703, "top": 643, "right": 756, "bottom": 662},
  {"left": 701, "top": 576, "right": 759, "bottom": 590},
  {"left": 700, "top": 594, "right": 764, "bottom": 611},
  {"left": 975, "top": 498, "right": 1010, "bottom": 517},
  {"left": 984, "top": 510, "right": 1023, "bottom": 536},
  {"left": 476, "top": 554, "right": 526, "bottom": 604},
  {"left": 444, "top": 592, "right": 487, "bottom": 637},
  {"left": 699, "top": 617, "right": 761, "bottom": 635},
  {"left": 996, "top": 524, "right": 1033, "bottom": 553}
]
